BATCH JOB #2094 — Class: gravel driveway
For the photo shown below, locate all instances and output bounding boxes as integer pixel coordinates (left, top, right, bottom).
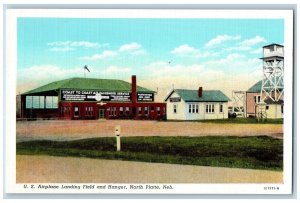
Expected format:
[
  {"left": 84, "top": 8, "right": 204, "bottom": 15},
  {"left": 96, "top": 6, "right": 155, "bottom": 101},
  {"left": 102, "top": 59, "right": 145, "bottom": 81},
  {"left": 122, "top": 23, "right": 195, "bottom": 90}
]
[
  {"left": 16, "top": 120, "right": 283, "bottom": 142},
  {"left": 17, "top": 155, "right": 282, "bottom": 184}
]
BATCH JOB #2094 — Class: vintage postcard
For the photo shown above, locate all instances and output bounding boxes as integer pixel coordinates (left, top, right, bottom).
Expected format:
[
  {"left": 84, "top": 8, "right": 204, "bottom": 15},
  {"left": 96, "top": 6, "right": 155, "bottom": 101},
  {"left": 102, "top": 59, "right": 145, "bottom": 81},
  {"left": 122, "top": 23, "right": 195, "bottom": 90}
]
[{"left": 4, "top": 8, "right": 293, "bottom": 195}]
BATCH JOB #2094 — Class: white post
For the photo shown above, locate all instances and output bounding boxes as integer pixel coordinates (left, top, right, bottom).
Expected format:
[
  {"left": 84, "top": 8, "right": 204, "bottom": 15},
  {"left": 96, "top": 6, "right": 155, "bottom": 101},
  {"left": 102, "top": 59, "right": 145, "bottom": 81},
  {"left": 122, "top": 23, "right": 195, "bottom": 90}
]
[{"left": 115, "top": 125, "right": 121, "bottom": 151}]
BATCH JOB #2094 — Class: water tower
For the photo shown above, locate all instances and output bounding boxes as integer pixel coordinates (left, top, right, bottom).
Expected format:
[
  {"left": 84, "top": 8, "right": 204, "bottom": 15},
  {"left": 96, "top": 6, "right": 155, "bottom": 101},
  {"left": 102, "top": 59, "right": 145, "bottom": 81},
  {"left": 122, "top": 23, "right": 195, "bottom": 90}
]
[
  {"left": 256, "top": 44, "right": 284, "bottom": 121},
  {"left": 260, "top": 44, "right": 284, "bottom": 102}
]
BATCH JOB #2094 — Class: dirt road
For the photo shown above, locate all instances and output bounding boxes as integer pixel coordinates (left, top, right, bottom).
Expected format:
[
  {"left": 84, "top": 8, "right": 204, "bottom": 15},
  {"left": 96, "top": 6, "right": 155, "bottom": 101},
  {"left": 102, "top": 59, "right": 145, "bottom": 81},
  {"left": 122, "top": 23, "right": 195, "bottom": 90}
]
[
  {"left": 16, "top": 155, "right": 282, "bottom": 183},
  {"left": 16, "top": 120, "right": 283, "bottom": 142}
]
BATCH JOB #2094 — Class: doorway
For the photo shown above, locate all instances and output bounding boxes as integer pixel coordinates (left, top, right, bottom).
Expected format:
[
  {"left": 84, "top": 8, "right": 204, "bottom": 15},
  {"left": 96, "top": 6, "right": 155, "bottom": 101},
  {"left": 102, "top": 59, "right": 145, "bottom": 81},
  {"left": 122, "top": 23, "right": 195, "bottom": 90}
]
[{"left": 98, "top": 108, "right": 105, "bottom": 119}]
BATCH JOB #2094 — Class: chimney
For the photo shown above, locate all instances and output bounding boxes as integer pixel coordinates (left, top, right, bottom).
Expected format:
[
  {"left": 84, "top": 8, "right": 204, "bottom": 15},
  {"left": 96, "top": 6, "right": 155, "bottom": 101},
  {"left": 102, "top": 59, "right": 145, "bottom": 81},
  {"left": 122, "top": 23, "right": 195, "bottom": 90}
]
[
  {"left": 132, "top": 75, "right": 137, "bottom": 103},
  {"left": 198, "top": 87, "right": 203, "bottom": 97}
]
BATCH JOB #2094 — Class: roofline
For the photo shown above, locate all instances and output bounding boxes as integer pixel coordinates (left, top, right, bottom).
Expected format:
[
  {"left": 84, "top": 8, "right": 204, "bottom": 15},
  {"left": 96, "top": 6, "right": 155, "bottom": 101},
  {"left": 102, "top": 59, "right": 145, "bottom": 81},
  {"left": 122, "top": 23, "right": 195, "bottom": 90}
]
[
  {"left": 263, "top": 43, "right": 284, "bottom": 48},
  {"left": 259, "top": 56, "right": 284, "bottom": 60},
  {"left": 164, "top": 89, "right": 175, "bottom": 102},
  {"left": 21, "top": 88, "right": 155, "bottom": 96},
  {"left": 185, "top": 100, "right": 229, "bottom": 102},
  {"left": 21, "top": 89, "right": 60, "bottom": 96},
  {"left": 164, "top": 89, "right": 231, "bottom": 102}
]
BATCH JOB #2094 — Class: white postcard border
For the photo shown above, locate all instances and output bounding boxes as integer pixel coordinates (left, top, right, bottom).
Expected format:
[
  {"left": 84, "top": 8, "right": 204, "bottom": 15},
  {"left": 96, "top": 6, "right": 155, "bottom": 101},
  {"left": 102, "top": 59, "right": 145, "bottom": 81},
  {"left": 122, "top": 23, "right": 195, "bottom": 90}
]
[{"left": 5, "top": 8, "right": 294, "bottom": 194}]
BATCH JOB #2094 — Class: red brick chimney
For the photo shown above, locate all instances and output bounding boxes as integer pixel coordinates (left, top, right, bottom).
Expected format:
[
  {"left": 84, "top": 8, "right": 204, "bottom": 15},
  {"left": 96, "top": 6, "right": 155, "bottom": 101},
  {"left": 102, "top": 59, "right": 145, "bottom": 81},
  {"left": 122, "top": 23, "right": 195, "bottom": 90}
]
[
  {"left": 198, "top": 87, "right": 203, "bottom": 97},
  {"left": 132, "top": 75, "right": 137, "bottom": 103}
]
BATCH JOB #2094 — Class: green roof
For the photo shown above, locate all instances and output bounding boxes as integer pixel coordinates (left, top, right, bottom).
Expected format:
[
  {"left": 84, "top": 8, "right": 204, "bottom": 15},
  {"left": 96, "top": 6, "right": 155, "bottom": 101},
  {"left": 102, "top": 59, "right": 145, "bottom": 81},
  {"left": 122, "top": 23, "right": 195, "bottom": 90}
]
[
  {"left": 23, "top": 77, "right": 154, "bottom": 95},
  {"left": 166, "top": 89, "right": 230, "bottom": 102},
  {"left": 247, "top": 80, "right": 262, "bottom": 93}
]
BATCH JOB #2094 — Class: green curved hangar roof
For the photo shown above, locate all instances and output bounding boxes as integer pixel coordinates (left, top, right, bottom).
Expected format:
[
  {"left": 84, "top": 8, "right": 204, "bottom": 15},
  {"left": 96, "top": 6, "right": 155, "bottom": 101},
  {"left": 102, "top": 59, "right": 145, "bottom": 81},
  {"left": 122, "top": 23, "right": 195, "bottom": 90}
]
[{"left": 23, "top": 77, "right": 154, "bottom": 95}]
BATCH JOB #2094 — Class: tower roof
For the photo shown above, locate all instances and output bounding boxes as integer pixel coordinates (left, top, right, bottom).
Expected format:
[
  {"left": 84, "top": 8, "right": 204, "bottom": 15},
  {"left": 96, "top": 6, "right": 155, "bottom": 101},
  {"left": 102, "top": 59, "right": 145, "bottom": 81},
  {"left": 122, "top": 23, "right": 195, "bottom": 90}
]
[{"left": 263, "top": 43, "right": 284, "bottom": 48}]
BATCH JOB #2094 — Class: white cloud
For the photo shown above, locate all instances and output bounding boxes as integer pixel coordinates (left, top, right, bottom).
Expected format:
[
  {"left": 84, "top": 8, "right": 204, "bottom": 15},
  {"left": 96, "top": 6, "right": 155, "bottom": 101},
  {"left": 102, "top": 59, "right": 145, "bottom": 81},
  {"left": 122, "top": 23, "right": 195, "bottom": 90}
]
[
  {"left": 79, "top": 51, "right": 118, "bottom": 61},
  {"left": 103, "top": 66, "right": 132, "bottom": 74},
  {"left": 118, "top": 42, "right": 146, "bottom": 56},
  {"left": 47, "top": 41, "right": 109, "bottom": 52},
  {"left": 17, "top": 65, "right": 85, "bottom": 93},
  {"left": 205, "top": 35, "right": 241, "bottom": 48},
  {"left": 171, "top": 44, "right": 200, "bottom": 55},
  {"left": 251, "top": 47, "right": 263, "bottom": 54},
  {"left": 119, "top": 42, "right": 142, "bottom": 52},
  {"left": 203, "top": 53, "right": 261, "bottom": 72},
  {"left": 224, "top": 36, "right": 266, "bottom": 54},
  {"left": 79, "top": 42, "right": 146, "bottom": 60},
  {"left": 47, "top": 41, "right": 107, "bottom": 48},
  {"left": 171, "top": 44, "right": 219, "bottom": 58},
  {"left": 48, "top": 47, "right": 76, "bottom": 52},
  {"left": 239, "top": 36, "right": 267, "bottom": 47},
  {"left": 226, "top": 46, "right": 252, "bottom": 52}
]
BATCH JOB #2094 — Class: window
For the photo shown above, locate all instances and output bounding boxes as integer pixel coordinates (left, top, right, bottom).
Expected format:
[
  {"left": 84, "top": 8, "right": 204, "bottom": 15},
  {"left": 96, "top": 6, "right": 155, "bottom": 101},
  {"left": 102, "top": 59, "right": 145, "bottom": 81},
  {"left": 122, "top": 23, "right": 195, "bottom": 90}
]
[
  {"left": 220, "top": 104, "right": 223, "bottom": 113},
  {"left": 281, "top": 105, "right": 283, "bottom": 114},
  {"left": 119, "top": 107, "right": 124, "bottom": 116},
  {"left": 173, "top": 104, "right": 177, "bottom": 114},
  {"left": 125, "top": 107, "right": 130, "bottom": 115},
  {"left": 138, "top": 107, "right": 142, "bottom": 115},
  {"left": 32, "top": 96, "right": 40, "bottom": 108},
  {"left": 89, "top": 107, "right": 93, "bottom": 116},
  {"left": 189, "top": 104, "right": 199, "bottom": 114},
  {"left": 206, "top": 104, "right": 215, "bottom": 113},
  {"left": 26, "top": 96, "right": 45, "bottom": 109},
  {"left": 74, "top": 106, "right": 79, "bottom": 117},
  {"left": 145, "top": 106, "right": 149, "bottom": 115},
  {"left": 26, "top": 96, "right": 33, "bottom": 109},
  {"left": 39, "top": 96, "right": 44, "bottom": 108},
  {"left": 67, "top": 107, "right": 70, "bottom": 116},
  {"left": 46, "top": 96, "right": 58, "bottom": 109},
  {"left": 254, "top": 95, "right": 261, "bottom": 104},
  {"left": 266, "top": 106, "right": 269, "bottom": 110},
  {"left": 157, "top": 107, "right": 161, "bottom": 115}
]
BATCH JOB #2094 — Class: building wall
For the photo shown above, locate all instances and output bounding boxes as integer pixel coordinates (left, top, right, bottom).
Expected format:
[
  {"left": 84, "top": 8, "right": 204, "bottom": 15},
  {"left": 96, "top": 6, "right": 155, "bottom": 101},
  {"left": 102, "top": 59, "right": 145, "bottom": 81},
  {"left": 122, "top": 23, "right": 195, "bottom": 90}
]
[
  {"left": 59, "top": 101, "right": 166, "bottom": 120},
  {"left": 166, "top": 92, "right": 187, "bottom": 120},
  {"left": 266, "top": 104, "right": 283, "bottom": 119},
  {"left": 246, "top": 92, "right": 283, "bottom": 118},
  {"left": 166, "top": 92, "right": 228, "bottom": 120},
  {"left": 246, "top": 92, "right": 261, "bottom": 117}
]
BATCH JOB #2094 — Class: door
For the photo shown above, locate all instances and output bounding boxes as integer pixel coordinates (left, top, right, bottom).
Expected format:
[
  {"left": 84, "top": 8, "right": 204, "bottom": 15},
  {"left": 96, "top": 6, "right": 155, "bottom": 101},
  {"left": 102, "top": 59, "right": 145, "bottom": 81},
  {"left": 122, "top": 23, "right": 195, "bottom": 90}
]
[{"left": 98, "top": 108, "right": 105, "bottom": 119}]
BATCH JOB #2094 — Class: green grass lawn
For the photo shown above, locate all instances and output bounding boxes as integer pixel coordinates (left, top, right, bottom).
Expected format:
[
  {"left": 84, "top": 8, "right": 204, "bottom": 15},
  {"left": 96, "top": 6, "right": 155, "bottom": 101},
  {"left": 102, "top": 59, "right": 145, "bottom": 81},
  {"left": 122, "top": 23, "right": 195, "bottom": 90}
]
[{"left": 17, "top": 136, "right": 283, "bottom": 171}]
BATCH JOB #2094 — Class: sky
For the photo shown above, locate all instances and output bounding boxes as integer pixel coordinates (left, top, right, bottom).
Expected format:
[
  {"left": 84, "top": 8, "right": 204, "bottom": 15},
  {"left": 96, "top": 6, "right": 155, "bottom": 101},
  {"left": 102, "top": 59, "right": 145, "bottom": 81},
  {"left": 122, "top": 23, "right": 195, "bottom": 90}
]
[{"left": 17, "top": 18, "right": 284, "bottom": 101}]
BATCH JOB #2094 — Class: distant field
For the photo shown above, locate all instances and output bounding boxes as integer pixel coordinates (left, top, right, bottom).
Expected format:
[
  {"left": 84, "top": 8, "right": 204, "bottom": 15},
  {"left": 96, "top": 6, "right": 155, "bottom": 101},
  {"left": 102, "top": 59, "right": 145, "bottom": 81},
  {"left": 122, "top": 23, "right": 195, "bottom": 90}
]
[{"left": 17, "top": 136, "right": 283, "bottom": 171}]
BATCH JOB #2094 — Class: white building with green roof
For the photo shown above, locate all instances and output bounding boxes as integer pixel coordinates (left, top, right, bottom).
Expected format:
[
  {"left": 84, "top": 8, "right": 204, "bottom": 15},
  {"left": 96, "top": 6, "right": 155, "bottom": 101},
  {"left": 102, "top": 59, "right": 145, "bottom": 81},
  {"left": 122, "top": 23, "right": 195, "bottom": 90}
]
[{"left": 164, "top": 87, "right": 230, "bottom": 120}]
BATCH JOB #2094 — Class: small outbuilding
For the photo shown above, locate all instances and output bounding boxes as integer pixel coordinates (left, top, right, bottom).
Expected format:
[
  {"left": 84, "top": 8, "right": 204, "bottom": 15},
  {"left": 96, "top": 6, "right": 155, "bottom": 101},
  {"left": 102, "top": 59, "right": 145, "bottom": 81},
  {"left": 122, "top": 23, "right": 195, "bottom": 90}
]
[
  {"left": 246, "top": 80, "right": 284, "bottom": 119},
  {"left": 164, "top": 87, "right": 230, "bottom": 120}
]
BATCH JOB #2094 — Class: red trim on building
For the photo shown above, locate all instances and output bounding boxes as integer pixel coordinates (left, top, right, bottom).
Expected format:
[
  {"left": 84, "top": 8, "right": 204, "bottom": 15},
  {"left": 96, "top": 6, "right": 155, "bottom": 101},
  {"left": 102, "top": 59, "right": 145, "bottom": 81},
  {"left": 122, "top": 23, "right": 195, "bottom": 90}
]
[
  {"left": 20, "top": 75, "right": 166, "bottom": 120},
  {"left": 58, "top": 101, "right": 166, "bottom": 120}
]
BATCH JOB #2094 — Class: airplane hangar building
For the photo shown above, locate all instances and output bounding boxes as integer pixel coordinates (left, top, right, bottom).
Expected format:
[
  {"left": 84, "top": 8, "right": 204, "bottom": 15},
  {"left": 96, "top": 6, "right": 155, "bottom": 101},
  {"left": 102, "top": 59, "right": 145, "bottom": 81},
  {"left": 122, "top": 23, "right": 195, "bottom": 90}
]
[{"left": 20, "top": 75, "right": 166, "bottom": 120}]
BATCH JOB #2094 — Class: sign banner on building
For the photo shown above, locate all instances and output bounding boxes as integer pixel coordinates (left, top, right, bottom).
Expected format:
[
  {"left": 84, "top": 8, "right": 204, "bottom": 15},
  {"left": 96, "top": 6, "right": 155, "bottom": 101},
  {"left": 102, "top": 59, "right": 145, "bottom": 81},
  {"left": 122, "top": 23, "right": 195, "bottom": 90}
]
[
  {"left": 61, "top": 90, "right": 154, "bottom": 102},
  {"left": 137, "top": 93, "right": 154, "bottom": 102},
  {"left": 61, "top": 90, "right": 131, "bottom": 102},
  {"left": 170, "top": 97, "right": 181, "bottom": 102}
]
